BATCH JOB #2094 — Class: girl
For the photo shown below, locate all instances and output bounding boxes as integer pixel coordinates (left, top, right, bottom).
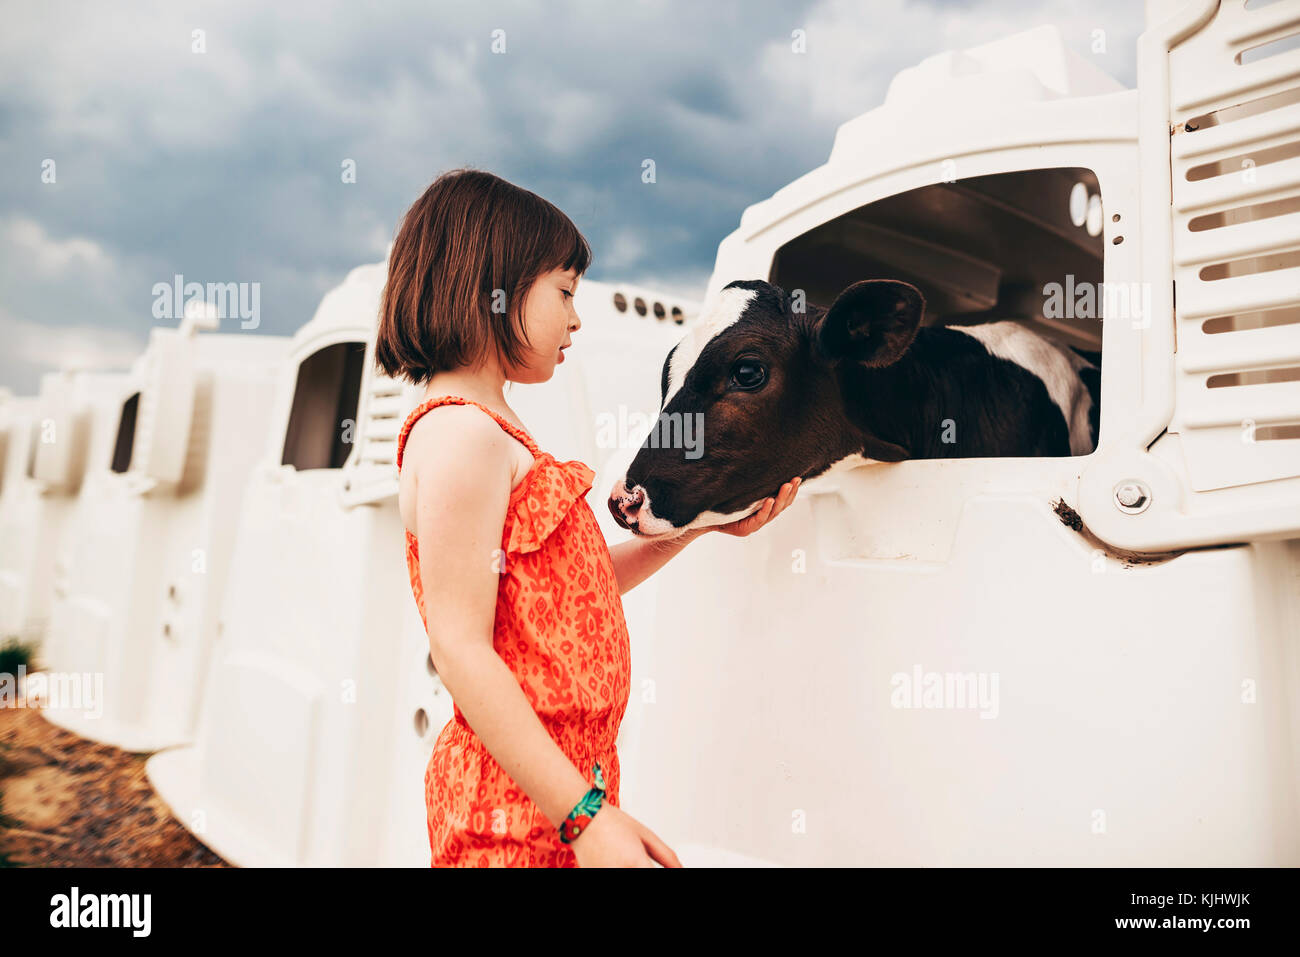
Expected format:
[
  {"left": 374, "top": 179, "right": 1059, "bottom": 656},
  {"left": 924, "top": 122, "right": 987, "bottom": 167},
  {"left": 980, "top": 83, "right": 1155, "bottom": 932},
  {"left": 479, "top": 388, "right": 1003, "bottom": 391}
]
[{"left": 378, "top": 168, "right": 801, "bottom": 868}]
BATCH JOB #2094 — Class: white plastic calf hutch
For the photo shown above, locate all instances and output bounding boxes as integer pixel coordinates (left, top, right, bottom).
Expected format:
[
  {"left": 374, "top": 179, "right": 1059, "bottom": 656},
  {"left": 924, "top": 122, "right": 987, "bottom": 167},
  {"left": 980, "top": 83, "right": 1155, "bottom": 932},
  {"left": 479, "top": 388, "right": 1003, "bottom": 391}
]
[
  {"left": 0, "top": 392, "right": 39, "bottom": 641},
  {"left": 0, "top": 369, "right": 132, "bottom": 647},
  {"left": 39, "top": 315, "right": 290, "bottom": 751},
  {"left": 146, "top": 259, "right": 395, "bottom": 868},
  {"left": 148, "top": 262, "right": 696, "bottom": 867},
  {"left": 617, "top": 5, "right": 1300, "bottom": 866}
]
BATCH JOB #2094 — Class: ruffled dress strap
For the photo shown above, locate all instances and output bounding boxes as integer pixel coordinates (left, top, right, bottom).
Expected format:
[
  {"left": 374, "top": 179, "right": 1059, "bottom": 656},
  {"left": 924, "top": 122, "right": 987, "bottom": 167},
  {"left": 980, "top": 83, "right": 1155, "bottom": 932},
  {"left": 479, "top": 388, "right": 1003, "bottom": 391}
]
[
  {"left": 397, "top": 394, "right": 541, "bottom": 471},
  {"left": 396, "top": 394, "right": 596, "bottom": 557},
  {"left": 504, "top": 454, "right": 595, "bottom": 556}
]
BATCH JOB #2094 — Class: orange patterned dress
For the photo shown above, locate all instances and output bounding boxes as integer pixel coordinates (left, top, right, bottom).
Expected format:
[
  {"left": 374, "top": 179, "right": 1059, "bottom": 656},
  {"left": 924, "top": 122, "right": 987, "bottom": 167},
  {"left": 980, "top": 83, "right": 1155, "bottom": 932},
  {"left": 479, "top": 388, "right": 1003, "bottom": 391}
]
[{"left": 396, "top": 394, "right": 632, "bottom": 867}]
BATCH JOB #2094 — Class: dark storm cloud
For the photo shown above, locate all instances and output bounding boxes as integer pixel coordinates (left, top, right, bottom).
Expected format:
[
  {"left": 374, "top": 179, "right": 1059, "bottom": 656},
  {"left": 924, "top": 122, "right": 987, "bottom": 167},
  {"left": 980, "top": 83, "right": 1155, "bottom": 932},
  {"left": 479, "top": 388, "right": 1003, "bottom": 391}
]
[{"left": 0, "top": 0, "right": 1141, "bottom": 391}]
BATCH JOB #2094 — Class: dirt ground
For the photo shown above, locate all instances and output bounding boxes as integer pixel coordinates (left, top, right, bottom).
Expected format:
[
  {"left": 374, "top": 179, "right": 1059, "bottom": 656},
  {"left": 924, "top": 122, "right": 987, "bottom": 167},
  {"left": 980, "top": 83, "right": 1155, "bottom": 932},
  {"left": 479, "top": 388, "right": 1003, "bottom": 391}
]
[{"left": 0, "top": 703, "right": 230, "bottom": 867}]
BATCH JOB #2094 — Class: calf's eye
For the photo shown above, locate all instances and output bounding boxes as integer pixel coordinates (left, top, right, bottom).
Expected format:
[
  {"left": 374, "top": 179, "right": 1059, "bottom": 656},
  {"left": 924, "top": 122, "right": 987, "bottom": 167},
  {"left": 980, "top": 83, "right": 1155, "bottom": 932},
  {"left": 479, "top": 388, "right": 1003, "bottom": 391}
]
[{"left": 729, "top": 359, "right": 767, "bottom": 390}]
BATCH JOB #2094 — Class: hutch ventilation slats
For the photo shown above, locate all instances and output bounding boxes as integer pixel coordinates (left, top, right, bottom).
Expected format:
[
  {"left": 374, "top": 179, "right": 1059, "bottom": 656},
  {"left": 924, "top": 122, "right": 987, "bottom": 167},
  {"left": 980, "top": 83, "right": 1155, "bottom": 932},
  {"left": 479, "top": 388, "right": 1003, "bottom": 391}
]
[
  {"left": 1173, "top": 29, "right": 1300, "bottom": 115},
  {"left": 1174, "top": 154, "right": 1300, "bottom": 211},
  {"left": 355, "top": 381, "right": 405, "bottom": 469},
  {"left": 1176, "top": 208, "right": 1300, "bottom": 265},
  {"left": 1179, "top": 378, "right": 1300, "bottom": 429},
  {"left": 1180, "top": 319, "right": 1300, "bottom": 372},
  {"left": 1176, "top": 99, "right": 1300, "bottom": 160},
  {"left": 1175, "top": 262, "right": 1300, "bottom": 320},
  {"left": 1225, "top": 1, "right": 1300, "bottom": 50},
  {"left": 1168, "top": 0, "right": 1300, "bottom": 493}
]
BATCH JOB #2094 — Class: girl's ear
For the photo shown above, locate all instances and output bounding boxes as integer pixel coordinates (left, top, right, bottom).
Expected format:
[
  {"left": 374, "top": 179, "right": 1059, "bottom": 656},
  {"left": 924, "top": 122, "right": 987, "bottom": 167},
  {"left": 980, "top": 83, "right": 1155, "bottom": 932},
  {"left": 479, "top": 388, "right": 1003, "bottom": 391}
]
[{"left": 814, "top": 279, "right": 925, "bottom": 368}]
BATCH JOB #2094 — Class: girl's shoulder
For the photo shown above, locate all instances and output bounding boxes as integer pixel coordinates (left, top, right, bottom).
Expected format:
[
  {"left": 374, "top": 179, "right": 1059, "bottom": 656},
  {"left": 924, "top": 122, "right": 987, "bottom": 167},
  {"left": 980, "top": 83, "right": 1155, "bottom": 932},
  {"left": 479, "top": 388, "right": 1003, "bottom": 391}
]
[
  {"left": 403, "top": 399, "right": 506, "bottom": 456},
  {"left": 398, "top": 404, "right": 522, "bottom": 536},
  {"left": 400, "top": 397, "right": 537, "bottom": 469},
  {"left": 404, "top": 402, "right": 525, "bottom": 480}
]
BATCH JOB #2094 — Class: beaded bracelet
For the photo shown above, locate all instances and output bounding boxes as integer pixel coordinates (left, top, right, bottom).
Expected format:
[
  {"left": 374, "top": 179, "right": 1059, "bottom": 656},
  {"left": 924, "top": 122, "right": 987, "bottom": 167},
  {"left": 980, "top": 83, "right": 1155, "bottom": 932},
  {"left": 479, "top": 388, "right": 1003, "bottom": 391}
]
[{"left": 558, "top": 761, "right": 606, "bottom": 844}]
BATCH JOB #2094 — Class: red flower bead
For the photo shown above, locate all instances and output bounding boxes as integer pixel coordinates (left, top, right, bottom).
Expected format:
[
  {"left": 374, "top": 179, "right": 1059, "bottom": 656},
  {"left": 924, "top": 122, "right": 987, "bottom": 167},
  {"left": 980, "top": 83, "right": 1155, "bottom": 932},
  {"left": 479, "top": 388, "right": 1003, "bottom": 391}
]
[{"left": 562, "top": 814, "right": 592, "bottom": 842}]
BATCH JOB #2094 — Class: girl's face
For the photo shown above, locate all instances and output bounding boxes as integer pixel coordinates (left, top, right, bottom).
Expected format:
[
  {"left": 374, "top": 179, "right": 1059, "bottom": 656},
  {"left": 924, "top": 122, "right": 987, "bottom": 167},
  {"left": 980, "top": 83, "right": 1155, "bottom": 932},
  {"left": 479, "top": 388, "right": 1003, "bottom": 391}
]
[{"left": 510, "top": 265, "right": 581, "bottom": 383}]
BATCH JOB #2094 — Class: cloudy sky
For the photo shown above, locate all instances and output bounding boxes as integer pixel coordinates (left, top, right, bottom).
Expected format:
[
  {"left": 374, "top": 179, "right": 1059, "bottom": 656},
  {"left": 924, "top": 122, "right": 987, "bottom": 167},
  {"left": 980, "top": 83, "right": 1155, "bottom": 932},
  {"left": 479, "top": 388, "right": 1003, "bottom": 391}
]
[{"left": 0, "top": 0, "right": 1145, "bottom": 393}]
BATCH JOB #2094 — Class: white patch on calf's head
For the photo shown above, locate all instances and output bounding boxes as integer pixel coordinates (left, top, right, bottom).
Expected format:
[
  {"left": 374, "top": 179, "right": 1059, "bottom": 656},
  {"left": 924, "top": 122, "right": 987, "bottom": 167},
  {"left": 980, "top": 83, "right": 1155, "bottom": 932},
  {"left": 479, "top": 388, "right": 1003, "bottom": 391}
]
[
  {"left": 683, "top": 500, "right": 765, "bottom": 533},
  {"left": 636, "top": 499, "right": 768, "bottom": 538},
  {"left": 661, "top": 285, "right": 758, "bottom": 408}
]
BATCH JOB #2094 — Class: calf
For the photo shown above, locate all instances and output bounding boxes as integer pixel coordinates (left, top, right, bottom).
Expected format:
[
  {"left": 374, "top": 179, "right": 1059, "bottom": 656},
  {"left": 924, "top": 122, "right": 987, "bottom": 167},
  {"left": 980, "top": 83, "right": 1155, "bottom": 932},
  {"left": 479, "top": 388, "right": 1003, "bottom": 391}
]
[{"left": 608, "top": 278, "right": 1100, "bottom": 538}]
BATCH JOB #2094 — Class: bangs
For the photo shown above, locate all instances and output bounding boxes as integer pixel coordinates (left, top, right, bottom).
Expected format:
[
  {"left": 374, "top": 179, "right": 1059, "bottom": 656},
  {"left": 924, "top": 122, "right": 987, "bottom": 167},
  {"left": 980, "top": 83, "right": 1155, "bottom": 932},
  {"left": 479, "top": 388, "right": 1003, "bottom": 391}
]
[{"left": 534, "top": 201, "right": 593, "bottom": 277}]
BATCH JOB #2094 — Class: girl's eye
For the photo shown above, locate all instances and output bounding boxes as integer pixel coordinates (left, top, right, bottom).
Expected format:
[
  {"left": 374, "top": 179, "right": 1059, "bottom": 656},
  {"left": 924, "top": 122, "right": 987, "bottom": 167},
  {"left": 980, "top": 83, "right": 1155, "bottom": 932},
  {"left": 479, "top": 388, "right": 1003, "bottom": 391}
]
[{"left": 562, "top": 289, "right": 573, "bottom": 299}]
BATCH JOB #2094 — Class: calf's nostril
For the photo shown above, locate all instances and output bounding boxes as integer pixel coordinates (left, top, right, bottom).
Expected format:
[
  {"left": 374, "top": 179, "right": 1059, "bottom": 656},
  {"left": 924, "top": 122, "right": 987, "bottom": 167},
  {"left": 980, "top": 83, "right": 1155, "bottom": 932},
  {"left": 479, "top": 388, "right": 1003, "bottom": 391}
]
[{"left": 607, "top": 483, "right": 646, "bottom": 528}]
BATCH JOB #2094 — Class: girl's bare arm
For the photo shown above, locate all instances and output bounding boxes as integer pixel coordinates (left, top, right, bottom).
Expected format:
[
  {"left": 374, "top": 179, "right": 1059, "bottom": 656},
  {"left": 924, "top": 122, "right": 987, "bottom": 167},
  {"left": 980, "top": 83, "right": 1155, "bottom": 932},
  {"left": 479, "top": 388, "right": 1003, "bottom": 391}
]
[
  {"left": 411, "top": 410, "right": 590, "bottom": 828},
  {"left": 606, "top": 527, "right": 706, "bottom": 595}
]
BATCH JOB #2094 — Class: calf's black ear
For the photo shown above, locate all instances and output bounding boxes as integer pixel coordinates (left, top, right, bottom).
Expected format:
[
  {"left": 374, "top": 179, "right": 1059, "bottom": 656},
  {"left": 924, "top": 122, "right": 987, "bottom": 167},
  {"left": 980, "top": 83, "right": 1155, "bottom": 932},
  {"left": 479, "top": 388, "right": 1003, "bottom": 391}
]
[{"left": 815, "top": 280, "right": 925, "bottom": 368}]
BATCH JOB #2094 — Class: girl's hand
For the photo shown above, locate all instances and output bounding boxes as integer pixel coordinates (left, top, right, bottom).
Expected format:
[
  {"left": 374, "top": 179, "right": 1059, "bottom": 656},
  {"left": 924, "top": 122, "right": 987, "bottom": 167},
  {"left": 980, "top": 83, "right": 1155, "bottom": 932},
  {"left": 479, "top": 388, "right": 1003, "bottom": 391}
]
[
  {"left": 570, "top": 803, "right": 683, "bottom": 868},
  {"left": 711, "top": 477, "right": 801, "bottom": 537}
]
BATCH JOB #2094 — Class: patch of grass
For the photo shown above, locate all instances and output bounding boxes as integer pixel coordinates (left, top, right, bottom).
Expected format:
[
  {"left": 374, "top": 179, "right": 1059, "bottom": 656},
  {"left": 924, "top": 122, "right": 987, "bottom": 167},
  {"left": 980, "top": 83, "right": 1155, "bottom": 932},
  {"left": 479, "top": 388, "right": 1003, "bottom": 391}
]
[{"left": 0, "top": 637, "right": 36, "bottom": 678}]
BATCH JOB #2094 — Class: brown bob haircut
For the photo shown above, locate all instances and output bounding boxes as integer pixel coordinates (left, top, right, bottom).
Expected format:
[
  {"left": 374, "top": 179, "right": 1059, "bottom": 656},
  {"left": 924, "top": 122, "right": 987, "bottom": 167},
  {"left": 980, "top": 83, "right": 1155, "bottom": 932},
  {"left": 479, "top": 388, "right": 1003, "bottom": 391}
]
[{"left": 375, "top": 168, "right": 592, "bottom": 384}]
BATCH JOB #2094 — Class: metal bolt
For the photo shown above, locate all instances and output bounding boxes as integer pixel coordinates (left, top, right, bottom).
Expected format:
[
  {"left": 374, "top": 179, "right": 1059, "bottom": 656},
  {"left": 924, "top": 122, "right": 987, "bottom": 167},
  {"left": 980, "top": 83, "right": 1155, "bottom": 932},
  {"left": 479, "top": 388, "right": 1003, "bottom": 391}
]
[{"left": 1114, "top": 480, "right": 1151, "bottom": 514}]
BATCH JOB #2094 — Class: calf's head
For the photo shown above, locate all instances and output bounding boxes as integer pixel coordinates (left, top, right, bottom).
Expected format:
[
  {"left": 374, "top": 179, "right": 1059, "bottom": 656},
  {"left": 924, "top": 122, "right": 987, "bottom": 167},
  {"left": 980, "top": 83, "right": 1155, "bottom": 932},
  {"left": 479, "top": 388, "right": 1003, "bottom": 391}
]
[{"left": 608, "top": 277, "right": 925, "bottom": 537}]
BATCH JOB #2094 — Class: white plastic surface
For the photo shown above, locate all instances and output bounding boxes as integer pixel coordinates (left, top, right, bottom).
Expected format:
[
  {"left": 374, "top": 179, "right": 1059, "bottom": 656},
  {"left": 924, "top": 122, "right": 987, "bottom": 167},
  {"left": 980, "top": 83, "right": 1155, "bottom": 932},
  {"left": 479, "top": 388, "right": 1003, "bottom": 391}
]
[
  {"left": 0, "top": 395, "right": 41, "bottom": 641},
  {"left": 40, "top": 329, "right": 290, "bottom": 751},
  {"left": 0, "top": 371, "right": 131, "bottom": 645},
  {"left": 148, "top": 260, "right": 393, "bottom": 865}
]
